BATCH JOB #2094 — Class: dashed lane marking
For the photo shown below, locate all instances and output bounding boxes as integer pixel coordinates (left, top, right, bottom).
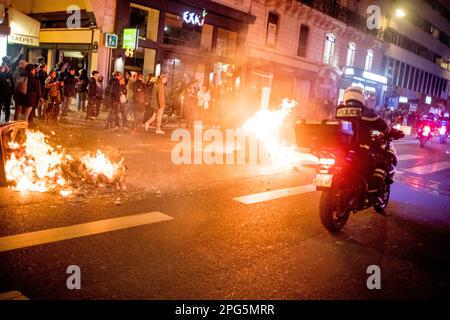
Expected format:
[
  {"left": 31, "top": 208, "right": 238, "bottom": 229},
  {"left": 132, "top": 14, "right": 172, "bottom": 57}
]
[
  {"left": 404, "top": 162, "right": 450, "bottom": 175},
  {"left": 0, "top": 212, "right": 173, "bottom": 253},
  {"left": 233, "top": 184, "right": 316, "bottom": 205},
  {"left": 396, "top": 154, "right": 423, "bottom": 161}
]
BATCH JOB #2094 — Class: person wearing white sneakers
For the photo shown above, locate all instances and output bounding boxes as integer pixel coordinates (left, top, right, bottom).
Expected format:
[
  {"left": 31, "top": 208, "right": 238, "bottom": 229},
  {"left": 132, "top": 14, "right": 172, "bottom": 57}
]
[{"left": 144, "top": 73, "right": 168, "bottom": 134}]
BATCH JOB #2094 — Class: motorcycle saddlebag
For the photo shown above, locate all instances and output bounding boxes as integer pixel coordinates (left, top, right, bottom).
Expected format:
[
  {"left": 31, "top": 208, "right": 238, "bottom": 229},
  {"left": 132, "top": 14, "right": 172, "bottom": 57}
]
[{"left": 295, "top": 119, "right": 353, "bottom": 150}]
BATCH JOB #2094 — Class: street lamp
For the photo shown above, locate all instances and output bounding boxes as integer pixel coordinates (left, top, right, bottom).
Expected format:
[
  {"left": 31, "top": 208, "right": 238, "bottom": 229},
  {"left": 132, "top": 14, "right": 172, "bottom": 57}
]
[{"left": 395, "top": 8, "right": 406, "bottom": 18}]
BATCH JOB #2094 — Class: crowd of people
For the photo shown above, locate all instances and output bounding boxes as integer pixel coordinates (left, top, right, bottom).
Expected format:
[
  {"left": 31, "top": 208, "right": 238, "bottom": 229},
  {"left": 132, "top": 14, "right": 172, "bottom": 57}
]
[{"left": 0, "top": 53, "right": 237, "bottom": 134}]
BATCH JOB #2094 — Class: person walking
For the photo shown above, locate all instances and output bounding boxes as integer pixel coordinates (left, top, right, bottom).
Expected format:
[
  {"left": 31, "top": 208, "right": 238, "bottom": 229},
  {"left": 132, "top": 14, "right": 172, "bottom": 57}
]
[
  {"left": 144, "top": 73, "right": 168, "bottom": 135},
  {"left": 0, "top": 63, "right": 14, "bottom": 122},
  {"left": 60, "top": 67, "right": 77, "bottom": 118}
]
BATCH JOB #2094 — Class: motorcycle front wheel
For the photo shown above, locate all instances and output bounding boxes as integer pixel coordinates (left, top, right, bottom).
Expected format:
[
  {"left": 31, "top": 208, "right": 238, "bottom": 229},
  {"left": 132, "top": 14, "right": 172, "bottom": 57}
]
[
  {"left": 373, "top": 184, "right": 391, "bottom": 213},
  {"left": 319, "top": 190, "right": 350, "bottom": 232}
]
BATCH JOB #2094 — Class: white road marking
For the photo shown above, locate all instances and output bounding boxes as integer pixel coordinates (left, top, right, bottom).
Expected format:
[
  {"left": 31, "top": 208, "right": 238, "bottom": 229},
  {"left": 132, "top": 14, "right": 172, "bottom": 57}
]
[
  {"left": 393, "top": 140, "right": 418, "bottom": 145},
  {"left": 405, "top": 162, "right": 450, "bottom": 175},
  {"left": 0, "top": 212, "right": 173, "bottom": 253},
  {"left": 396, "top": 154, "right": 423, "bottom": 161},
  {"left": 233, "top": 184, "right": 316, "bottom": 205}
]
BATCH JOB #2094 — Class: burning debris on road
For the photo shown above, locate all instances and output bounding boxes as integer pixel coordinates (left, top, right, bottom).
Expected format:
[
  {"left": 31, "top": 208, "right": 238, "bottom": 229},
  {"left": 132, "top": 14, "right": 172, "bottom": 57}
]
[{"left": 4, "top": 130, "right": 125, "bottom": 196}]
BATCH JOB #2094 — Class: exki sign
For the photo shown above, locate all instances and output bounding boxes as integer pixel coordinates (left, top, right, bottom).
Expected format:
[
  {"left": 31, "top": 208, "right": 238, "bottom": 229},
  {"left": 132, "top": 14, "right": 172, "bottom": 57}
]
[{"left": 182, "top": 9, "right": 207, "bottom": 26}]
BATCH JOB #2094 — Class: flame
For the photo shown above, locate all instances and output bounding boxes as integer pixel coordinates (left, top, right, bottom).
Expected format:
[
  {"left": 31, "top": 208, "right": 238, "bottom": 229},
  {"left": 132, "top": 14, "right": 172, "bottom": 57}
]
[
  {"left": 241, "top": 99, "right": 318, "bottom": 169},
  {"left": 5, "top": 130, "right": 124, "bottom": 194},
  {"left": 5, "top": 131, "right": 67, "bottom": 193},
  {"left": 81, "top": 150, "right": 124, "bottom": 182}
]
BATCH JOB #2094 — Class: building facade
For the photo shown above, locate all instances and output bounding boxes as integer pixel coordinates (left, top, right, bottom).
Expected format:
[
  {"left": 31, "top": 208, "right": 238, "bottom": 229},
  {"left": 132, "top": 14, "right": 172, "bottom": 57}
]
[
  {"left": 0, "top": 0, "right": 115, "bottom": 80},
  {"left": 113, "top": 0, "right": 255, "bottom": 94},
  {"left": 243, "top": 0, "right": 387, "bottom": 118},
  {"left": 380, "top": 0, "right": 450, "bottom": 114}
]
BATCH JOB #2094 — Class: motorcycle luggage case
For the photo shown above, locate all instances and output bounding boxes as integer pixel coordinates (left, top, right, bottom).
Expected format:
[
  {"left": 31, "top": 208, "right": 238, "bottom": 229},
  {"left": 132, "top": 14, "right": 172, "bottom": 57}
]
[{"left": 295, "top": 119, "right": 353, "bottom": 149}]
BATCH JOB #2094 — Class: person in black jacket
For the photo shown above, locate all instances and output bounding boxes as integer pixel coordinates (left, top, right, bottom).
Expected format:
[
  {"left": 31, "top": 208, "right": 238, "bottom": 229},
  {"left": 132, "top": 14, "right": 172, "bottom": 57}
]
[
  {"left": 13, "top": 63, "right": 41, "bottom": 122},
  {"left": 339, "top": 86, "right": 403, "bottom": 204},
  {"left": 77, "top": 69, "right": 89, "bottom": 112},
  {"left": 0, "top": 63, "right": 14, "bottom": 122},
  {"left": 105, "top": 71, "right": 124, "bottom": 130},
  {"left": 60, "top": 67, "right": 78, "bottom": 118},
  {"left": 86, "top": 70, "right": 99, "bottom": 120},
  {"left": 36, "top": 63, "right": 48, "bottom": 119}
]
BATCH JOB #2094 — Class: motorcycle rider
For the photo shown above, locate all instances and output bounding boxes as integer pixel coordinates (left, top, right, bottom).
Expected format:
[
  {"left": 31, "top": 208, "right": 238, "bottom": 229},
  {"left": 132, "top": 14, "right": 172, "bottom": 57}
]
[{"left": 340, "top": 86, "right": 402, "bottom": 205}]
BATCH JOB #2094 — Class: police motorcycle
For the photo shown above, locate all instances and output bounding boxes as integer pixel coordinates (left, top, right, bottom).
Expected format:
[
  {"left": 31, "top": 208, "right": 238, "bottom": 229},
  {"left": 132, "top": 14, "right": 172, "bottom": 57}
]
[
  {"left": 295, "top": 105, "right": 404, "bottom": 232},
  {"left": 438, "top": 114, "right": 449, "bottom": 144}
]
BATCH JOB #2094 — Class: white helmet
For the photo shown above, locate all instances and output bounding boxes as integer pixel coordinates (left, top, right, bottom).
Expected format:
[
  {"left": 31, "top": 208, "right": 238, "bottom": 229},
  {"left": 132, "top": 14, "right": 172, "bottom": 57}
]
[{"left": 343, "top": 86, "right": 365, "bottom": 108}]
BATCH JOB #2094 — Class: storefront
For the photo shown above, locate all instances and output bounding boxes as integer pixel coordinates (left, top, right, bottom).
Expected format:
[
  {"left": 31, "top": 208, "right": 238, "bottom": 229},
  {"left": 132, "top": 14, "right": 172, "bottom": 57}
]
[
  {"left": 114, "top": 0, "right": 255, "bottom": 92},
  {"left": 5, "top": 7, "right": 40, "bottom": 60},
  {"left": 25, "top": 10, "right": 101, "bottom": 75}
]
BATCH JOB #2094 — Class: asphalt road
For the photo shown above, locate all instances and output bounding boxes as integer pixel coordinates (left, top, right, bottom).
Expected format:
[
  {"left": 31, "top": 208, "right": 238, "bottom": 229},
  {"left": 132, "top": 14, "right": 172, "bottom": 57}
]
[{"left": 1, "top": 113, "right": 450, "bottom": 299}]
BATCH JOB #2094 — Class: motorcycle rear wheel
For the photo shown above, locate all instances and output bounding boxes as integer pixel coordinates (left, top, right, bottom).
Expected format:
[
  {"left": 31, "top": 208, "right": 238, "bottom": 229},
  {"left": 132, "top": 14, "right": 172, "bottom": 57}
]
[{"left": 319, "top": 190, "right": 350, "bottom": 232}]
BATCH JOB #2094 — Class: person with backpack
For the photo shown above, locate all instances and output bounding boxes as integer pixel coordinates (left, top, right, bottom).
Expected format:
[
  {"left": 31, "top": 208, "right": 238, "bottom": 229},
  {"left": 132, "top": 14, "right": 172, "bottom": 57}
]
[{"left": 13, "top": 63, "right": 41, "bottom": 122}]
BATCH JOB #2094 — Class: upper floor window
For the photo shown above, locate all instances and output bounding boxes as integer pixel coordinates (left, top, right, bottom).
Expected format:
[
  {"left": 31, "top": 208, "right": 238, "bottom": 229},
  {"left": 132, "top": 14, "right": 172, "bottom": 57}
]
[
  {"left": 130, "top": 3, "right": 159, "bottom": 42},
  {"left": 345, "top": 42, "right": 356, "bottom": 67},
  {"left": 365, "top": 49, "right": 373, "bottom": 71},
  {"left": 266, "top": 12, "right": 279, "bottom": 47},
  {"left": 323, "top": 33, "right": 335, "bottom": 64},
  {"left": 297, "top": 24, "right": 309, "bottom": 57}
]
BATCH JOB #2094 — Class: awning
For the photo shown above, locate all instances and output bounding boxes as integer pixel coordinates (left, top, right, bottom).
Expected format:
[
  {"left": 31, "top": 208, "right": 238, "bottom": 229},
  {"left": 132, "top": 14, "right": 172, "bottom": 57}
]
[{"left": 8, "top": 7, "right": 40, "bottom": 47}]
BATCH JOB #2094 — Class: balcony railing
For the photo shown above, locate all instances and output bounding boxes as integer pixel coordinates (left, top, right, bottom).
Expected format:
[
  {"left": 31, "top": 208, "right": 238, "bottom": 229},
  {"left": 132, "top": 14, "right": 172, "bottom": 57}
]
[{"left": 296, "top": 0, "right": 379, "bottom": 37}]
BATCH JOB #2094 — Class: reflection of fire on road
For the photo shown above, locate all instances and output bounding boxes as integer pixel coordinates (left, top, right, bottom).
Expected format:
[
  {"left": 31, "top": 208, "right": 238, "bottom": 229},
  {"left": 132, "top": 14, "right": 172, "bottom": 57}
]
[
  {"left": 241, "top": 99, "right": 318, "bottom": 169},
  {"left": 5, "top": 130, "right": 125, "bottom": 196}
]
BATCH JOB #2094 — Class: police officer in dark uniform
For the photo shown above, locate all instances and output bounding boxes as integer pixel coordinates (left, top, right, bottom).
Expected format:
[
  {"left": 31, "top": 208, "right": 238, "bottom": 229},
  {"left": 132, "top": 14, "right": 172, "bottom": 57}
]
[{"left": 340, "top": 86, "right": 393, "bottom": 203}]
